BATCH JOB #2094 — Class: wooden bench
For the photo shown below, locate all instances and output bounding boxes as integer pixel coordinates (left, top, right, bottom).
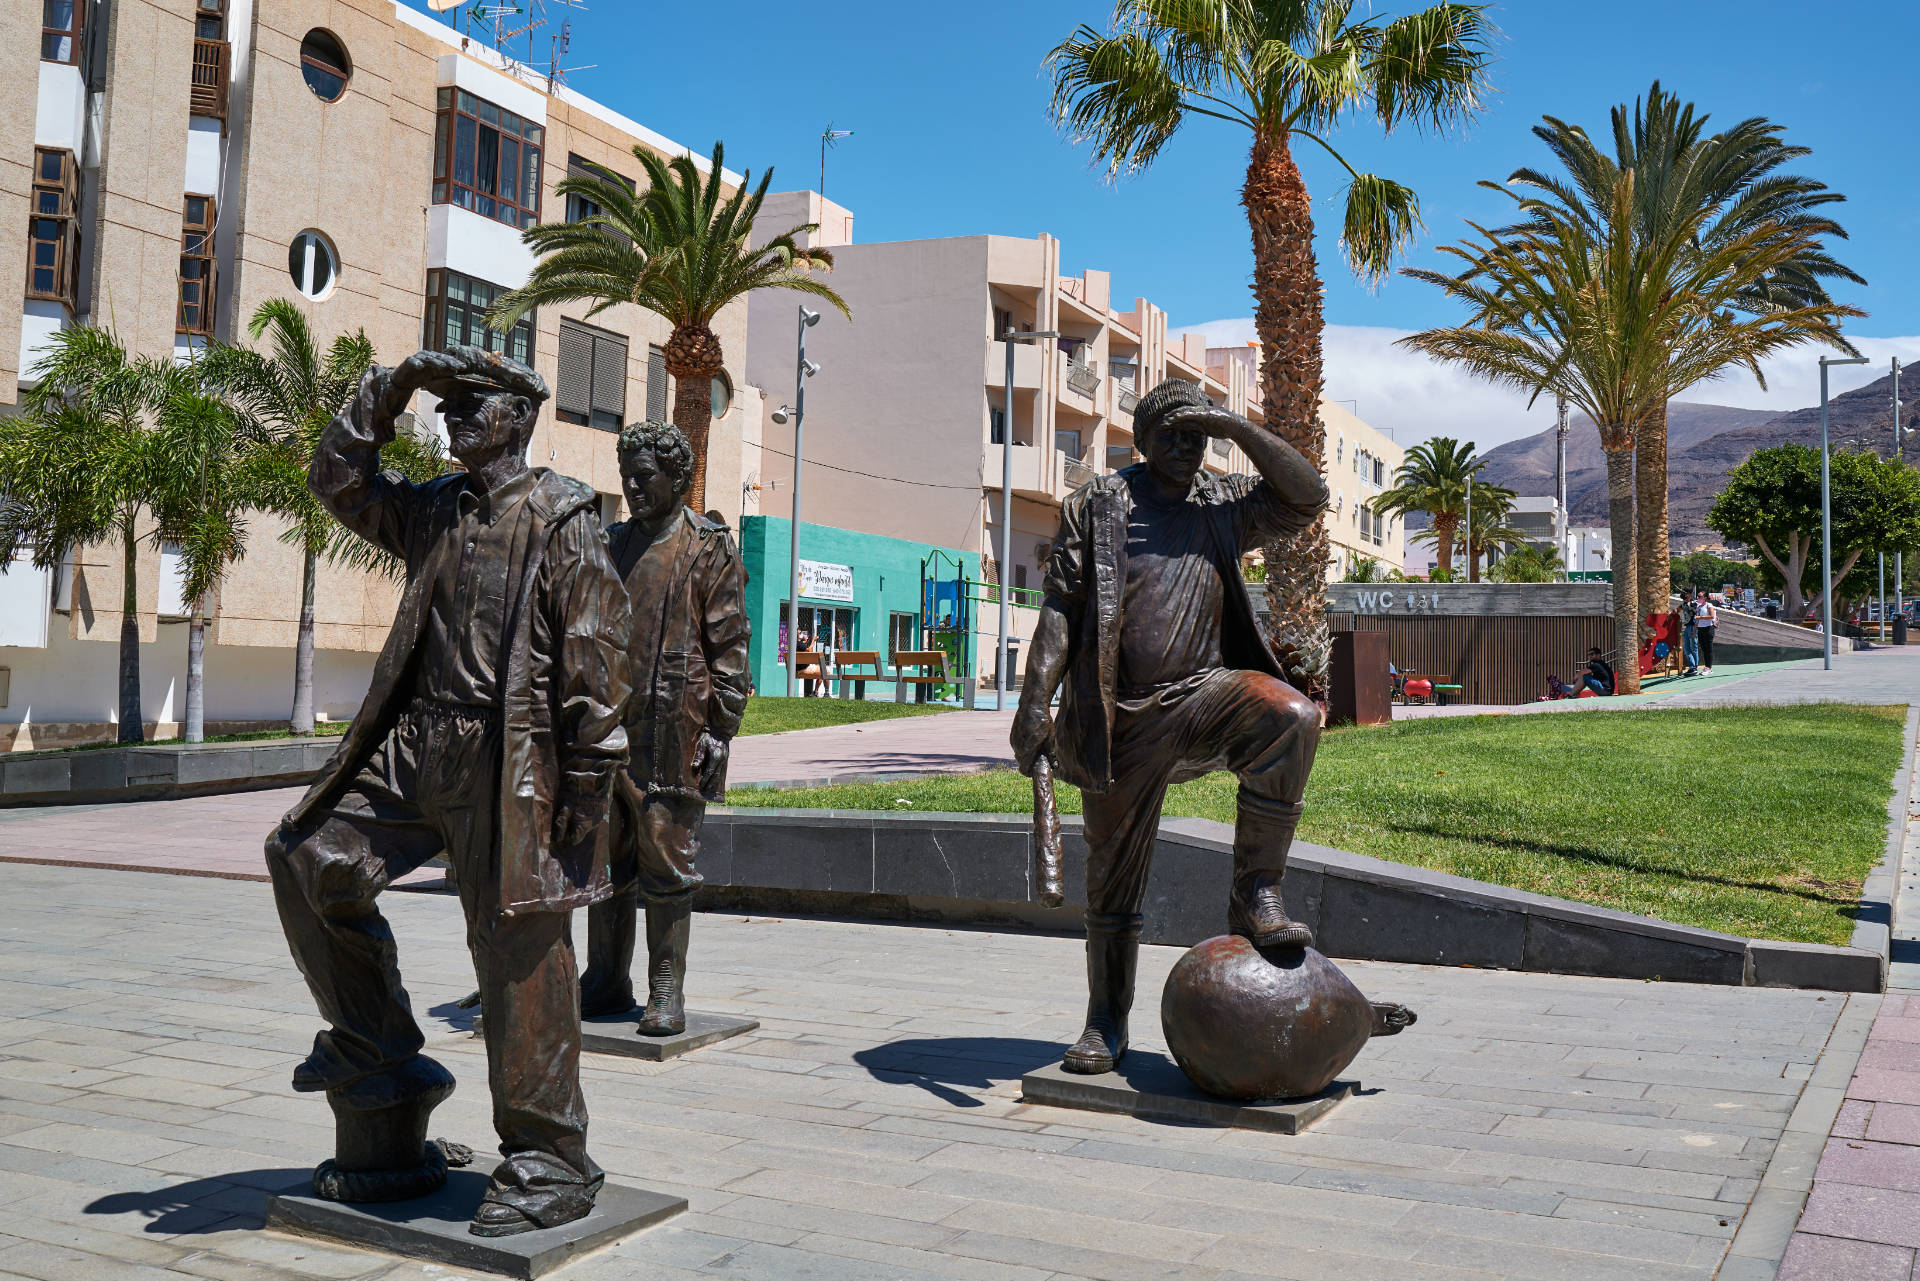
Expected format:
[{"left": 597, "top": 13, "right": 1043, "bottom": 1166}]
[
  {"left": 832, "top": 650, "right": 882, "bottom": 699},
  {"left": 891, "top": 650, "right": 949, "bottom": 703}
]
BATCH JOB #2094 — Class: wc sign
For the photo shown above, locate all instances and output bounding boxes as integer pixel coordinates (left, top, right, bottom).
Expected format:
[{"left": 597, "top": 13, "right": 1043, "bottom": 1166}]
[{"left": 1349, "top": 589, "right": 1440, "bottom": 614}]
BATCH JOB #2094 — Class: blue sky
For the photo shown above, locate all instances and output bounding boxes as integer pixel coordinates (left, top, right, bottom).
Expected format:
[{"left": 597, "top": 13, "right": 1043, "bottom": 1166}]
[{"left": 406, "top": 0, "right": 1919, "bottom": 443}]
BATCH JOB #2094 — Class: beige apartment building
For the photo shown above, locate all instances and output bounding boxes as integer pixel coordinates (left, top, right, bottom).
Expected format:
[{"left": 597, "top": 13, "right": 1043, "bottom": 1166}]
[
  {"left": 744, "top": 193, "right": 1405, "bottom": 683},
  {"left": 0, "top": 0, "right": 758, "bottom": 746}
]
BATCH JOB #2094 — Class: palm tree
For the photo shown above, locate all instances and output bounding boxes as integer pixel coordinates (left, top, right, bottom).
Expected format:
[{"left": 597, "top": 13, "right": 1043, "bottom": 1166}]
[
  {"left": 1340, "top": 552, "right": 1386, "bottom": 583},
  {"left": 1371, "top": 436, "right": 1475, "bottom": 576},
  {"left": 196, "top": 300, "right": 375, "bottom": 736},
  {"left": 1462, "top": 476, "right": 1521, "bottom": 582},
  {"left": 490, "top": 141, "right": 848, "bottom": 511},
  {"left": 1487, "top": 543, "right": 1563, "bottom": 583},
  {"left": 148, "top": 376, "right": 259, "bottom": 743},
  {"left": 1497, "top": 84, "right": 1861, "bottom": 627},
  {"left": 0, "top": 327, "right": 170, "bottom": 742},
  {"left": 1047, "top": 1, "right": 1495, "bottom": 697},
  {"left": 1400, "top": 174, "right": 1859, "bottom": 692}
]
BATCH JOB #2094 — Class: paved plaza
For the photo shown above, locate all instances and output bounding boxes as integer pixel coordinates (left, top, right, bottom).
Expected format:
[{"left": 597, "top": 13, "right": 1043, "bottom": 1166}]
[{"left": 0, "top": 862, "right": 1871, "bottom": 1281}]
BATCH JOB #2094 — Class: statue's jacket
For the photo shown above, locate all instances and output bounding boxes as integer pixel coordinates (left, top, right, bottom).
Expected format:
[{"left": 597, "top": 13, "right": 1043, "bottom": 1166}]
[
  {"left": 1042, "top": 467, "right": 1318, "bottom": 795},
  {"left": 293, "top": 377, "right": 634, "bottom": 917},
  {"left": 606, "top": 508, "right": 751, "bottom": 803}
]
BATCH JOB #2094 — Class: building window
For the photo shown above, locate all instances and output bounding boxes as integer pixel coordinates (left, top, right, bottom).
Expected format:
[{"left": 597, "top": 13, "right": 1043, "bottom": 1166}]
[
  {"left": 710, "top": 370, "right": 733, "bottom": 419},
  {"left": 556, "top": 319, "right": 626, "bottom": 432},
  {"left": 989, "top": 408, "right": 1006, "bottom": 445},
  {"left": 646, "top": 345, "right": 668, "bottom": 422},
  {"left": 27, "top": 148, "right": 80, "bottom": 307},
  {"left": 433, "top": 88, "right": 543, "bottom": 230},
  {"left": 424, "top": 269, "right": 532, "bottom": 364},
  {"left": 300, "top": 29, "right": 350, "bottom": 101},
  {"left": 564, "top": 152, "right": 633, "bottom": 224},
  {"left": 288, "top": 229, "right": 336, "bottom": 299},
  {"left": 195, "top": 0, "right": 224, "bottom": 40},
  {"left": 42, "top": 0, "right": 82, "bottom": 63},
  {"left": 1055, "top": 429, "right": 1081, "bottom": 458},
  {"left": 888, "top": 611, "right": 917, "bottom": 659},
  {"left": 178, "top": 195, "right": 216, "bottom": 335}
]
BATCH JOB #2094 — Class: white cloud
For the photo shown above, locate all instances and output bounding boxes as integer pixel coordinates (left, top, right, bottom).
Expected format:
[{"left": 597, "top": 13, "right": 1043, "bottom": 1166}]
[{"left": 1179, "top": 319, "right": 1920, "bottom": 451}]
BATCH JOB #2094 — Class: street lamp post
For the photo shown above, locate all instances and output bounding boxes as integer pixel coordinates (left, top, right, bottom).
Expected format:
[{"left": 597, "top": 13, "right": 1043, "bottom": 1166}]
[
  {"left": 779, "top": 305, "right": 823, "bottom": 698},
  {"left": 1555, "top": 394, "right": 1569, "bottom": 570},
  {"left": 1821, "top": 355, "right": 1870, "bottom": 669},
  {"left": 997, "top": 328, "right": 1058, "bottom": 709},
  {"left": 1896, "top": 359, "right": 1906, "bottom": 627}
]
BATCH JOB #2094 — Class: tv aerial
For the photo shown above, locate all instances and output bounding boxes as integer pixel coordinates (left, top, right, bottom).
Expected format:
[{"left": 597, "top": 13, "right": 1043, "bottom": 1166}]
[{"left": 442, "top": 0, "right": 593, "bottom": 89}]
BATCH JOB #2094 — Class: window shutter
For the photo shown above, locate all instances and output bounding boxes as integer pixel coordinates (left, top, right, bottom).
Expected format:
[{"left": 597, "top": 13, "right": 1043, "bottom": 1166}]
[
  {"left": 556, "top": 321, "right": 592, "bottom": 418},
  {"left": 646, "top": 345, "right": 667, "bottom": 422},
  {"left": 591, "top": 332, "right": 628, "bottom": 421}
]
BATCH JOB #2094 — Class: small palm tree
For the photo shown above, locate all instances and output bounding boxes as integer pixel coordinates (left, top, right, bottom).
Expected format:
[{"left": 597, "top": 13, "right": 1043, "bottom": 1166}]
[
  {"left": 1047, "top": 0, "right": 1495, "bottom": 697},
  {"left": 1400, "top": 171, "right": 1858, "bottom": 692},
  {"left": 1462, "top": 477, "right": 1522, "bottom": 582},
  {"left": 491, "top": 141, "right": 848, "bottom": 511},
  {"left": 148, "top": 375, "right": 260, "bottom": 743},
  {"left": 197, "top": 300, "right": 376, "bottom": 736},
  {"left": 0, "top": 327, "right": 169, "bottom": 743},
  {"left": 1371, "top": 437, "right": 1475, "bottom": 576},
  {"left": 1499, "top": 84, "right": 1861, "bottom": 627},
  {"left": 1340, "top": 553, "right": 1386, "bottom": 583},
  {"left": 1487, "top": 543, "right": 1564, "bottom": 583}
]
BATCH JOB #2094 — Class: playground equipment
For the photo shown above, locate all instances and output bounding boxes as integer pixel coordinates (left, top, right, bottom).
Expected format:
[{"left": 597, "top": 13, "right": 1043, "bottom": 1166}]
[{"left": 919, "top": 552, "right": 1047, "bottom": 707}]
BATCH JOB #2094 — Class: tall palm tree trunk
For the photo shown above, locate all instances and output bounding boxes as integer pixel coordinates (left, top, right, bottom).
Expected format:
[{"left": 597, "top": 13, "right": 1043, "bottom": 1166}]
[
  {"left": 1636, "top": 400, "right": 1671, "bottom": 636},
  {"left": 665, "top": 324, "right": 724, "bottom": 514},
  {"left": 1432, "top": 515, "right": 1457, "bottom": 577},
  {"left": 185, "top": 595, "right": 206, "bottom": 744},
  {"left": 291, "top": 548, "right": 317, "bottom": 736},
  {"left": 1602, "top": 442, "right": 1641, "bottom": 694},
  {"left": 118, "top": 517, "right": 143, "bottom": 743},
  {"left": 1244, "top": 134, "right": 1330, "bottom": 698}
]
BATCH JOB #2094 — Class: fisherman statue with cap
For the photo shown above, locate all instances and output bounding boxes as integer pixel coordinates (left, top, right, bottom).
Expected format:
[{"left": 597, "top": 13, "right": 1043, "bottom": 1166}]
[
  {"left": 1011, "top": 378, "right": 1330, "bottom": 1075},
  {"left": 265, "top": 346, "right": 632, "bottom": 1236}
]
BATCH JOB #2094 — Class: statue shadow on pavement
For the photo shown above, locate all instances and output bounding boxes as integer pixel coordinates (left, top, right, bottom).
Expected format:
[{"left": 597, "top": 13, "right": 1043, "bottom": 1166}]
[
  {"left": 87, "top": 1170, "right": 309, "bottom": 1234},
  {"left": 852, "top": 1036, "right": 1065, "bottom": 1109}
]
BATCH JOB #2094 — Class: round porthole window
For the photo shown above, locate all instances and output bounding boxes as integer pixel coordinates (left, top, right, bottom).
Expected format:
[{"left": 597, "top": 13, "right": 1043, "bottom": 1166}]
[
  {"left": 288, "top": 230, "right": 338, "bottom": 300},
  {"left": 710, "top": 371, "right": 733, "bottom": 418},
  {"left": 300, "top": 29, "right": 350, "bottom": 102}
]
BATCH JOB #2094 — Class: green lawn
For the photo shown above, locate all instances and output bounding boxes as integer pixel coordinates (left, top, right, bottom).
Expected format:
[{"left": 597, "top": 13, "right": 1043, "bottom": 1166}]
[
  {"left": 729, "top": 704, "right": 1906, "bottom": 946},
  {"left": 737, "top": 696, "right": 952, "bottom": 737}
]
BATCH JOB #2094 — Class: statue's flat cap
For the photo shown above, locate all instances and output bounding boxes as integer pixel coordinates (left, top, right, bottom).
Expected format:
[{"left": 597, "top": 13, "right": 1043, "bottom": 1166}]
[{"left": 436, "top": 344, "right": 549, "bottom": 404}]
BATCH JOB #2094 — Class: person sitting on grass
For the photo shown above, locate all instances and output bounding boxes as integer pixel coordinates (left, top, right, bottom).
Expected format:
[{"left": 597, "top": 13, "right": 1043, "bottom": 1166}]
[{"left": 1582, "top": 647, "right": 1615, "bottom": 696}]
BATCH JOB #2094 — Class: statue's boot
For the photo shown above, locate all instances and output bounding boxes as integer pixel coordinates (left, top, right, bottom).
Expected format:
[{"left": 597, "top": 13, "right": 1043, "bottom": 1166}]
[
  {"left": 636, "top": 897, "right": 691, "bottom": 1036},
  {"left": 470, "top": 1153, "right": 604, "bottom": 1237},
  {"left": 1227, "top": 793, "right": 1314, "bottom": 950},
  {"left": 578, "top": 889, "right": 638, "bottom": 1017},
  {"left": 1062, "top": 915, "right": 1139, "bottom": 1075}
]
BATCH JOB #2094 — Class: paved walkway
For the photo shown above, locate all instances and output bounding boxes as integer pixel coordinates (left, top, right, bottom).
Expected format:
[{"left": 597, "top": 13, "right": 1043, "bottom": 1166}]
[
  {"left": 0, "top": 862, "right": 1867, "bottom": 1281},
  {"left": 727, "top": 709, "right": 1016, "bottom": 786}
]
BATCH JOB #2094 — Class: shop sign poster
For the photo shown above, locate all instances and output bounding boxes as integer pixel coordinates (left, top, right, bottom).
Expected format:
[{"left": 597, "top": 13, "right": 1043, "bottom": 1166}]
[{"left": 799, "top": 559, "right": 854, "bottom": 603}]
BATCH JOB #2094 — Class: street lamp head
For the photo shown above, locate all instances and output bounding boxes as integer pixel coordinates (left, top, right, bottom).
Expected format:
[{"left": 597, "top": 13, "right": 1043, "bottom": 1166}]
[
  {"left": 802, "top": 358, "right": 822, "bottom": 378},
  {"left": 800, "top": 306, "right": 820, "bottom": 328},
  {"left": 770, "top": 404, "right": 794, "bottom": 425},
  {"left": 1822, "top": 355, "right": 1871, "bottom": 367}
]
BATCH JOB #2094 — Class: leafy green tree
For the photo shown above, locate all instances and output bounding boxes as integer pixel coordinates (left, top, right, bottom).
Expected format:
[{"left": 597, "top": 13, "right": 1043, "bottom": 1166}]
[
  {"left": 492, "top": 141, "right": 847, "bottom": 511},
  {"left": 1046, "top": 0, "right": 1495, "bottom": 698},
  {"left": 1372, "top": 436, "right": 1476, "bottom": 576},
  {"left": 0, "top": 327, "right": 173, "bottom": 742},
  {"left": 1707, "top": 443, "right": 1920, "bottom": 621},
  {"left": 197, "top": 300, "right": 424, "bottom": 735},
  {"left": 1341, "top": 553, "right": 1386, "bottom": 583},
  {"left": 1670, "top": 550, "right": 1756, "bottom": 594},
  {"left": 1497, "top": 84, "right": 1861, "bottom": 625},
  {"left": 1402, "top": 159, "right": 1859, "bottom": 691},
  {"left": 1488, "top": 543, "right": 1564, "bottom": 583}
]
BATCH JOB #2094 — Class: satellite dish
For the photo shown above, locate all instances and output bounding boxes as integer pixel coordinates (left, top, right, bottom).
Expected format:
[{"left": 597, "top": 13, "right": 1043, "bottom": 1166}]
[{"left": 427, "top": 0, "right": 461, "bottom": 11}]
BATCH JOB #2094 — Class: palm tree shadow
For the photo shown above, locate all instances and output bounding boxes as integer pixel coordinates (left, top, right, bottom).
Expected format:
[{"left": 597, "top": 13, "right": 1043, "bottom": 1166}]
[
  {"left": 86, "top": 1170, "right": 307, "bottom": 1234},
  {"left": 852, "top": 1037, "right": 1063, "bottom": 1109}
]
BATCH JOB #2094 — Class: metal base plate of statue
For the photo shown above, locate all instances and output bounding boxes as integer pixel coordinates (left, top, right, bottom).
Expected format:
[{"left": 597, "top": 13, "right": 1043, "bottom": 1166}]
[
  {"left": 583, "top": 1010, "right": 760, "bottom": 1061},
  {"left": 265, "top": 1169, "right": 687, "bottom": 1280},
  {"left": 1021, "top": 1053, "right": 1355, "bottom": 1134}
]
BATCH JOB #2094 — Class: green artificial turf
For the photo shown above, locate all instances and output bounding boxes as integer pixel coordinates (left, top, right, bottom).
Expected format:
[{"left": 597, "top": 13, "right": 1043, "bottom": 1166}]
[
  {"left": 737, "top": 696, "right": 952, "bottom": 737},
  {"left": 728, "top": 704, "right": 1906, "bottom": 946}
]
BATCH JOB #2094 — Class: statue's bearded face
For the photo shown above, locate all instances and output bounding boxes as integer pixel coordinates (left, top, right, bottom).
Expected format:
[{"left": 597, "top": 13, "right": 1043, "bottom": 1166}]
[
  {"left": 438, "top": 387, "right": 532, "bottom": 469},
  {"left": 1140, "top": 419, "right": 1207, "bottom": 491},
  {"left": 620, "top": 445, "right": 681, "bottom": 523}
]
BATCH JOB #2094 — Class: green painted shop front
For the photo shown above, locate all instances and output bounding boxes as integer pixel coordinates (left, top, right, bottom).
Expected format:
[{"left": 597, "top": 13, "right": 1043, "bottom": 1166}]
[{"left": 737, "top": 517, "right": 981, "bottom": 699}]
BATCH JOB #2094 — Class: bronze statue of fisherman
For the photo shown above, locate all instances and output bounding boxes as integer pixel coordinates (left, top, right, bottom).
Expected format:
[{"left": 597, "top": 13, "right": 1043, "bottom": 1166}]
[
  {"left": 1012, "top": 379, "right": 1330, "bottom": 1075},
  {"left": 265, "top": 346, "right": 632, "bottom": 1236},
  {"left": 579, "top": 421, "right": 751, "bottom": 1033}
]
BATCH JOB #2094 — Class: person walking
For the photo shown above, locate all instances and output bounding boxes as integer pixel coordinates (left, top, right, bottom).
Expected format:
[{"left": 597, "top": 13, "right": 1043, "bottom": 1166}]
[
  {"left": 1694, "top": 593, "right": 1718, "bottom": 675},
  {"left": 1680, "top": 588, "right": 1701, "bottom": 676}
]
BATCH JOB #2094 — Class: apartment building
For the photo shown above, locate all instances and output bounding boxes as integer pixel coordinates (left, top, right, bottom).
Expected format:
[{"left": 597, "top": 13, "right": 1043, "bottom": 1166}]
[
  {"left": 741, "top": 192, "right": 1403, "bottom": 690},
  {"left": 0, "top": 0, "right": 758, "bottom": 746}
]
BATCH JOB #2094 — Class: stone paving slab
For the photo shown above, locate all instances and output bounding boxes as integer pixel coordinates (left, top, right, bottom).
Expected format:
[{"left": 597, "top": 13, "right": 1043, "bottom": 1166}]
[{"left": 0, "top": 862, "right": 1866, "bottom": 1280}]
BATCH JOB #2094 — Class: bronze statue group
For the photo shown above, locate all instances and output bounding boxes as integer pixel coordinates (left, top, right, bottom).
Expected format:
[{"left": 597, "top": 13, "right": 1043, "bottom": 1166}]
[{"left": 266, "top": 348, "right": 1331, "bottom": 1237}]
